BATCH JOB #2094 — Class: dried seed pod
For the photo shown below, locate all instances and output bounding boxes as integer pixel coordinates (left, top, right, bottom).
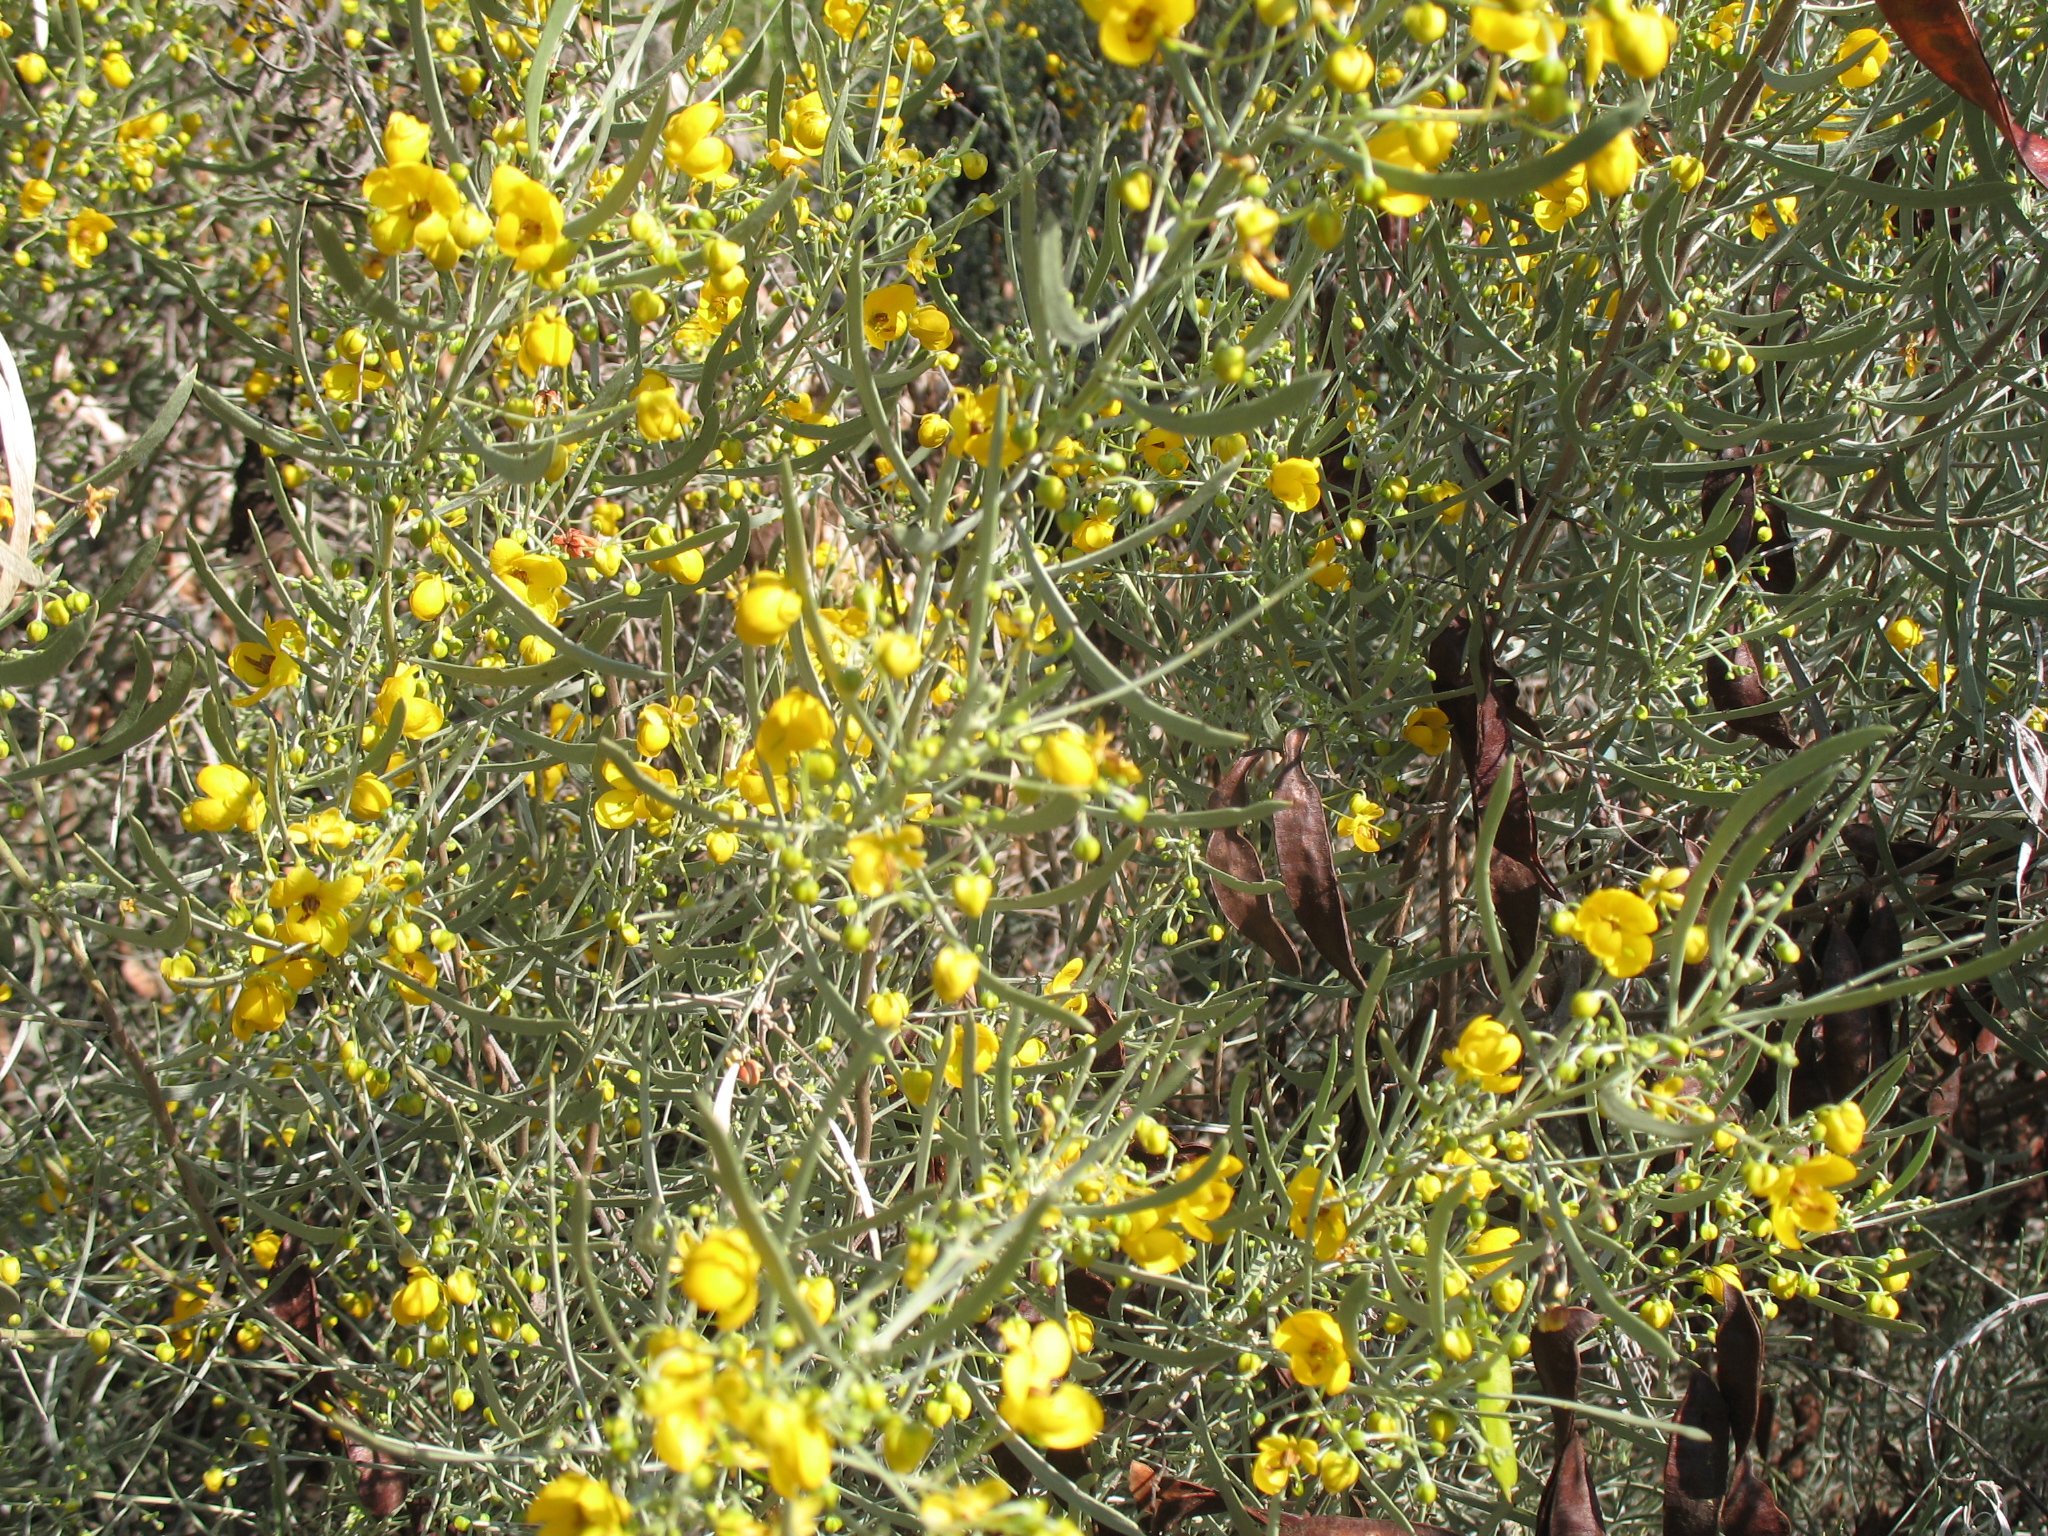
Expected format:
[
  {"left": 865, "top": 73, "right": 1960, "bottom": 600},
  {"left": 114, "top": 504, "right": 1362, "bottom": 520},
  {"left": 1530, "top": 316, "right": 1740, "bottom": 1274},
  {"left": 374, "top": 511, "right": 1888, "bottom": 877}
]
[
  {"left": 1205, "top": 751, "right": 1302, "bottom": 976},
  {"left": 1872, "top": 0, "right": 2048, "bottom": 190},
  {"left": 1703, "top": 637, "right": 1800, "bottom": 753},
  {"left": 1273, "top": 727, "right": 1367, "bottom": 989},
  {"left": 1127, "top": 1462, "right": 1227, "bottom": 1533},
  {"left": 1702, "top": 450, "right": 1796, "bottom": 594}
]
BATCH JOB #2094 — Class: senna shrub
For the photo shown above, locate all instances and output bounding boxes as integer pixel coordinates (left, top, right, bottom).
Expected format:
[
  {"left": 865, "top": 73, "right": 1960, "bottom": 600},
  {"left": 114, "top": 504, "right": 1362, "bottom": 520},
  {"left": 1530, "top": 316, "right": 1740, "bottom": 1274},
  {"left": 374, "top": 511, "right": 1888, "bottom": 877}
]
[{"left": 2, "top": 0, "right": 2048, "bottom": 1527}]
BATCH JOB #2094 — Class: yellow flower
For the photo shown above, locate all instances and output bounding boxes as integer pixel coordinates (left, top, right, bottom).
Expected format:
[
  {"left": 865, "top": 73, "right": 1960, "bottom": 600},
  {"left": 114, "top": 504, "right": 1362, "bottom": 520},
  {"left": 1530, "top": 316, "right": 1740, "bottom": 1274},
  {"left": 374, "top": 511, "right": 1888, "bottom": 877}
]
[
  {"left": 1885, "top": 615, "right": 1923, "bottom": 650},
  {"left": 705, "top": 828, "right": 739, "bottom": 864},
  {"left": 922, "top": 1480, "right": 1014, "bottom": 1530},
  {"left": 909, "top": 303, "right": 954, "bottom": 351},
  {"left": 491, "top": 537, "right": 572, "bottom": 624},
  {"left": 363, "top": 161, "right": 463, "bottom": 259},
  {"left": 1535, "top": 163, "right": 1590, "bottom": 231},
  {"left": 383, "top": 110, "right": 432, "bottom": 166},
  {"left": 1750, "top": 195, "right": 1798, "bottom": 239},
  {"left": 526, "top": 1471, "right": 631, "bottom": 1536},
  {"left": 757, "top": 687, "right": 833, "bottom": 773},
  {"left": 931, "top": 945, "right": 980, "bottom": 1003},
  {"left": 67, "top": 209, "right": 115, "bottom": 268},
  {"left": 784, "top": 91, "right": 830, "bottom": 156},
  {"left": 1582, "top": 1, "right": 1671, "bottom": 81},
  {"left": 662, "top": 99, "right": 733, "bottom": 181},
  {"left": 1273, "top": 1309, "right": 1350, "bottom": 1394},
  {"left": 1336, "top": 797, "right": 1387, "bottom": 852},
  {"left": 1442, "top": 1014, "right": 1523, "bottom": 1092},
  {"left": 490, "top": 164, "right": 567, "bottom": 273},
  {"left": 270, "top": 865, "right": 364, "bottom": 956},
  {"left": 1131, "top": 427, "right": 1185, "bottom": 476},
  {"left": 942, "top": 1020, "right": 1000, "bottom": 1087},
  {"left": 390, "top": 1269, "right": 442, "bottom": 1325},
  {"left": 1403, "top": 706, "right": 1452, "bottom": 755},
  {"left": 18, "top": 178, "right": 55, "bottom": 217},
  {"left": 868, "top": 991, "right": 912, "bottom": 1030},
  {"left": 1815, "top": 1101, "right": 1866, "bottom": 1156},
  {"left": 231, "top": 971, "right": 295, "bottom": 1040},
  {"left": 1746, "top": 1152, "right": 1856, "bottom": 1249},
  {"left": 1252, "top": 1435, "right": 1321, "bottom": 1495},
  {"left": 1835, "top": 27, "right": 1889, "bottom": 88},
  {"left": 1560, "top": 887, "right": 1659, "bottom": 977},
  {"left": 183, "top": 763, "right": 266, "bottom": 834},
  {"left": 1309, "top": 537, "right": 1351, "bottom": 592},
  {"left": 1033, "top": 727, "right": 1098, "bottom": 788},
  {"left": 321, "top": 362, "right": 388, "bottom": 401},
  {"left": 227, "top": 618, "right": 306, "bottom": 705},
  {"left": 1171, "top": 1153, "right": 1244, "bottom": 1241},
  {"left": 824, "top": 0, "right": 867, "bottom": 38},
  {"left": 682, "top": 1227, "right": 760, "bottom": 1328},
  {"left": 287, "top": 808, "right": 356, "bottom": 853},
  {"left": 1586, "top": 132, "right": 1640, "bottom": 197},
  {"left": 1268, "top": 457, "right": 1323, "bottom": 513},
  {"left": 634, "top": 370, "right": 689, "bottom": 442},
  {"left": 796, "top": 1275, "right": 836, "bottom": 1325},
  {"left": 1082, "top": 0, "right": 1196, "bottom": 65},
  {"left": 849, "top": 824, "right": 925, "bottom": 896},
  {"left": 1465, "top": 1224, "right": 1521, "bottom": 1275},
  {"left": 1638, "top": 864, "right": 1689, "bottom": 911},
  {"left": 595, "top": 758, "right": 679, "bottom": 830},
  {"left": 1706, "top": 2, "right": 1740, "bottom": 48},
  {"left": 1468, "top": 0, "right": 1560, "bottom": 60},
  {"left": 518, "top": 309, "right": 575, "bottom": 375},
  {"left": 1286, "top": 1165, "right": 1349, "bottom": 1260},
  {"left": 13, "top": 52, "right": 49, "bottom": 84},
  {"left": 370, "top": 666, "right": 446, "bottom": 739},
  {"left": 999, "top": 1318, "right": 1104, "bottom": 1448},
  {"left": 751, "top": 1399, "right": 834, "bottom": 1496},
  {"left": 862, "top": 282, "right": 919, "bottom": 348},
  {"left": 734, "top": 572, "right": 804, "bottom": 647}
]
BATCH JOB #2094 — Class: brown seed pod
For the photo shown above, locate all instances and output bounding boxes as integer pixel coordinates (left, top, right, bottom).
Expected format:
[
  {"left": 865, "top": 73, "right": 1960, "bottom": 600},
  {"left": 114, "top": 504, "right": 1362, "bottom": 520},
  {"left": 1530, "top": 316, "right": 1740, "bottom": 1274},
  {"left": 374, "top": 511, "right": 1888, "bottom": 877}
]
[
  {"left": 1272, "top": 727, "right": 1367, "bottom": 990},
  {"left": 1206, "top": 750, "right": 1302, "bottom": 976}
]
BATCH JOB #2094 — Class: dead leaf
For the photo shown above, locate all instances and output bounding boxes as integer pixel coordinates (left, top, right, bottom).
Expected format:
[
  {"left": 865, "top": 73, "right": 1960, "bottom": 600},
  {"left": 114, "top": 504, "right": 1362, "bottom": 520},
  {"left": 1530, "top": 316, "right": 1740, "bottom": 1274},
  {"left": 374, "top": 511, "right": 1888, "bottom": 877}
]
[
  {"left": 1206, "top": 751, "right": 1302, "bottom": 976},
  {"left": 1272, "top": 727, "right": 1367, "bottom": 989}
]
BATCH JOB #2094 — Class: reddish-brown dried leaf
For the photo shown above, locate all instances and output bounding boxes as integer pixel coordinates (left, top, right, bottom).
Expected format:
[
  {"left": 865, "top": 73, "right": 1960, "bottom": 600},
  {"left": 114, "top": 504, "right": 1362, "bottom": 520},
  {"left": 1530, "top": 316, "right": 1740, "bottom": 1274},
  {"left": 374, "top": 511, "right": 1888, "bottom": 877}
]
[
  {"left": 1872, "top": 0, "right": 2048, "bottom": 190},
  {"left": 1703, "top": 638, "right": 1800, "bottom": 753},
  {"left": 1663, "top": 1369, "right": 1729, "bottom": 1536},
  {"left": 1273, "top": 728, "right": 1368, "bottom": 989},
  {"left": 265, "top": 1233, "right": 320, "bottom": 1345},
  {"left": 1535, "top": 1431, "right": 1606, "bottom": 1536},
  {"left": 1702, "top": 452, "right": 1796, "bottom": 594},
  {"left": 1127, "top": 1463, "right": 1228, "bottom": 1532},
  {"left": 1206, "top": 751, "right": 1303, "bottom": 976}
]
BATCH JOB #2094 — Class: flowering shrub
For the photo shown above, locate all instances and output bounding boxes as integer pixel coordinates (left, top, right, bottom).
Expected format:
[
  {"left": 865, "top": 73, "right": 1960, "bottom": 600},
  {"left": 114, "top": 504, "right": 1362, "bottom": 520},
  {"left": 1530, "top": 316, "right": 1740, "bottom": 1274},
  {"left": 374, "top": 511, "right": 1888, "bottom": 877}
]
[{"left": 4, "top": 0, "right": 2048, "bottom": 1528}]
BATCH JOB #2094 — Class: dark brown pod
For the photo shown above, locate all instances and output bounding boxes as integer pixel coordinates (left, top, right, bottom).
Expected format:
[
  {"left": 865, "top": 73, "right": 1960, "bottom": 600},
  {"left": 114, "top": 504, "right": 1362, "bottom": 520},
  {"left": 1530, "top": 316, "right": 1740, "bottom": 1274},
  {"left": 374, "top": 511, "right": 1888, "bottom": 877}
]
[
  {"left": 1872, "top": 0, "right": 2048, "bottom": 191},
  {"left": 1530, "top": 1306, "right": 1602, "bottom": 1434},
  {"left": 1280, "top": 1519, "right": 1461, "bottom": 1536},
  {"left": 1721, "top": 1456, "right": 1793, "bottom": 1536},
  {"left": 1716, "top": 1288, "right": 1765, "bottom": 1461},
  {"left": 1127, "top": 1463, "right": 1227, "bottom": 1532},
  {"left": 1663, "top": 1369, "right": 1730, "bottom": 1536},
  {"left": 1491, "top": 851, "right": 1546, "bottom": 977},
  {"left": 1462, "top": 439, "right": 1528, "bottom": 520},
  {"left": 1813, "top": 920, "right": 1878, "bottom": 1103},
  {"left": 1703, "top": 639, "right": 1800, "bottom": 753},
  {"left": 1206, "top": 751, "right": 1302, "bottom": 976},
  {"left": 1535, "top": 1431, "right": 1606, "bottom": 1536},
  {"left": 1428, "top": 618, "right": 1560, "bottom": 895},
  {"left": 1702, "top": 451, "right": 1796, "bottom": 594},
  {"left": 1272, "top": 728, "right": 1368, "bottom": 990}
]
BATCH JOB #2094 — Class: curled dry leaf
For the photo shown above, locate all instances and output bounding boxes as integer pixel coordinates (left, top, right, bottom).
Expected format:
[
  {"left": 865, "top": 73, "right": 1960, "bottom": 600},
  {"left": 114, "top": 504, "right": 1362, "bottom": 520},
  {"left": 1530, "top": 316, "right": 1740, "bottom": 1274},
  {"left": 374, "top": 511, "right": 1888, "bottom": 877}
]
[
  {"left": 1703, "top": 636, "right": 1801, "bottom": 753},
  {"left": 1872, "top": 0, "right": 2048, "bottom": 191},
  {"left": 1273, "top": 727, "right": 1368, "bottom": 990},
  {"left": 1206, "top": 750, "right": 1302, "bottom": 976}
]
